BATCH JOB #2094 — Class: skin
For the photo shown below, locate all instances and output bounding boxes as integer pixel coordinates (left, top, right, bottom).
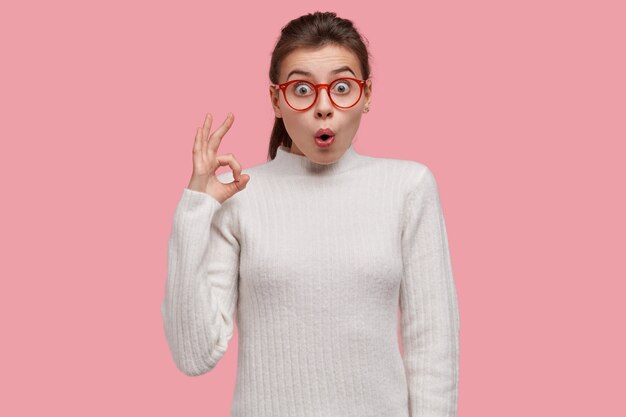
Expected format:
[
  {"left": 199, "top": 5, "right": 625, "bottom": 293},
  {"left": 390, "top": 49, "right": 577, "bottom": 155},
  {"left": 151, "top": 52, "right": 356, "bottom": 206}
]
[{"left": 269, "top": 44, "right": 373, "bottom": 164}]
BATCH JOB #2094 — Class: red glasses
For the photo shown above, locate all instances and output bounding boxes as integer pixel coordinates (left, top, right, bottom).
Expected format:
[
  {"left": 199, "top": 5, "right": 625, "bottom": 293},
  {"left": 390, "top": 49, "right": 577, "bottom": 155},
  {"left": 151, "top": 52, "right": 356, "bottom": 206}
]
[{"left": 270, "top": 77, "right": 368, "bottom": 111}]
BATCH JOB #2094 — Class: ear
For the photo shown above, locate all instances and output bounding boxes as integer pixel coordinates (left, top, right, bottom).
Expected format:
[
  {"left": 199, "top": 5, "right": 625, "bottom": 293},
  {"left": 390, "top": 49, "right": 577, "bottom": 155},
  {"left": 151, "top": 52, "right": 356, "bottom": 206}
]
[
  {"left": 269, "top": 86, "right": 282, "bottom": 118},
  {"left": 363, "top": 79, "right": 373, "bottom": 108}
]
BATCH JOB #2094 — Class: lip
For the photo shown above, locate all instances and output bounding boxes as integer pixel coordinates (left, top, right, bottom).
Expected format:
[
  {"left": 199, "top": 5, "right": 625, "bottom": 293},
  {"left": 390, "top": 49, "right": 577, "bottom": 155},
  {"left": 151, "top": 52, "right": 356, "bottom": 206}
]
[
  {"left": 315, "top": 135, "right": 335, "bottom": 147},
  {"left": 315, "top": 128, "right": 335, "bottom": 138}
]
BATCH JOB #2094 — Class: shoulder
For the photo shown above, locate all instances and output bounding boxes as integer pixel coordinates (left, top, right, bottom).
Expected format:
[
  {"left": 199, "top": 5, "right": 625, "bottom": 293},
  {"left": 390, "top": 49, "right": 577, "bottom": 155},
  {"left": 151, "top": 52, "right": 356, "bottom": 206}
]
[{"left": 360, "top": 153, "right": 436, "bottom": 196}]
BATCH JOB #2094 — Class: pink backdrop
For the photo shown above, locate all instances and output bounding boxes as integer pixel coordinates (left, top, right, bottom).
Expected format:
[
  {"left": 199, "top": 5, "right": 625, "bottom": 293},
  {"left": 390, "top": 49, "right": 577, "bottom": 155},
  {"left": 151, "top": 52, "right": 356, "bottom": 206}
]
[{"left": 2, "top": 0, "right": 625, "bottom": 415}]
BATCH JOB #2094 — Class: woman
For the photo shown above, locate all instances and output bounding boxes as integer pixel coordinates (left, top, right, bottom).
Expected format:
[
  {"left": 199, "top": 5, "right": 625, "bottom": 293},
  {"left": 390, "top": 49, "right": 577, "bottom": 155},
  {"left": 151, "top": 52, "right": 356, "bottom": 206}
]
[{"left": 161, "top": 11, "right": 460, "bottom": 417}]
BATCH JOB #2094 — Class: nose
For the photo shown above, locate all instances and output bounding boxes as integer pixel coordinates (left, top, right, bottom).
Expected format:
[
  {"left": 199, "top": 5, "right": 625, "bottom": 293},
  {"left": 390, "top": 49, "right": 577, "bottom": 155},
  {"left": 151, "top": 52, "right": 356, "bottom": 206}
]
[{"left": 314, "top": 86, "right": 334, "bottom": 118}]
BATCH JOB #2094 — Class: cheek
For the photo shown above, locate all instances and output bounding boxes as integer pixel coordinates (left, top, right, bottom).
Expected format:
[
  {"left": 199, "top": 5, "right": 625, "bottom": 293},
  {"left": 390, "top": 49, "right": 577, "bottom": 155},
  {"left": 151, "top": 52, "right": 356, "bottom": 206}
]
[
  {"left": 281, "top": 115, "right": 307, "bottom": 140},
  {"left": 345, "top": 111, "right": 363, "bottom": 129},
  {"left": 282, "top": 113, "right": 302, "bottom": 130}
]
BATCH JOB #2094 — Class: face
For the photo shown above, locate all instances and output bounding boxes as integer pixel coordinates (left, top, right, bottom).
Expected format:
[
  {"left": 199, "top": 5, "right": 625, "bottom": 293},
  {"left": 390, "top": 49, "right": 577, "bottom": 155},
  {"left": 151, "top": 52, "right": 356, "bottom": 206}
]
[{"left": 269, "top": 44, "right": 372, "bottom": 163}]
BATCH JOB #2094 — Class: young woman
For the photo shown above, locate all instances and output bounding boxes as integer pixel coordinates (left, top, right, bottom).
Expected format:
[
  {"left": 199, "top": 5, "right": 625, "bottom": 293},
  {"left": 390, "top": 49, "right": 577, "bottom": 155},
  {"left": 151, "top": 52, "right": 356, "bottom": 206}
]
[{"left": 161, "top": 11, "right": 460, "bottom": 417}]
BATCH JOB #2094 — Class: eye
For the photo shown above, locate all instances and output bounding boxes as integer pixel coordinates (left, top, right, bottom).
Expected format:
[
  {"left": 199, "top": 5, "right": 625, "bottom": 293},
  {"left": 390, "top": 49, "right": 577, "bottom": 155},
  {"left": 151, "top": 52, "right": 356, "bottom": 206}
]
[
  {"left": 332, "top": 80, "right": 352, "bottom": 95},
  {"left": 293, "top": 82, "right": 314, "bottom": 96}
]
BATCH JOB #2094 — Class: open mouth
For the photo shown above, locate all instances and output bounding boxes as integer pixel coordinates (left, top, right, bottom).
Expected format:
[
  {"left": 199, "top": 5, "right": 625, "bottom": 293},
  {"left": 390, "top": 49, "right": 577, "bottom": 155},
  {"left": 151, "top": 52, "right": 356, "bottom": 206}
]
[{"left": 314, "top": 128, "right": 335, "bottom": 146}]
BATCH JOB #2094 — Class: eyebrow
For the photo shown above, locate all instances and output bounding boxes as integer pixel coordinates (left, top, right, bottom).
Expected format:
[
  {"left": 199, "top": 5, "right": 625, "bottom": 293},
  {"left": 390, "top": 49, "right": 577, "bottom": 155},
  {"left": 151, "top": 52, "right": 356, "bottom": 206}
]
[{"left": 286, "top": 65, "right": 357, "bottom": 81}]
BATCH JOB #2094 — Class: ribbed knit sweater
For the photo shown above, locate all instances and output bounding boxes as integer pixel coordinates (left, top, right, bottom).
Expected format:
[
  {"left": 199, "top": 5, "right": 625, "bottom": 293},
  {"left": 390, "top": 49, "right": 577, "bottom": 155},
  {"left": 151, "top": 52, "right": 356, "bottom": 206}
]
[{"left": 160, "top": 143, "right": 460, "bottom": 417}]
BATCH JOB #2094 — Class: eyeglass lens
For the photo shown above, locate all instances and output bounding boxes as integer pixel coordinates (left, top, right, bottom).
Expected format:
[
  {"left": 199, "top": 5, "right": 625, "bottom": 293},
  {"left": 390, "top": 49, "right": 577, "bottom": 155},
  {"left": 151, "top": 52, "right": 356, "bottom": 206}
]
[{"left": 285, "top": 79, "right": 361, "bottom": 110}]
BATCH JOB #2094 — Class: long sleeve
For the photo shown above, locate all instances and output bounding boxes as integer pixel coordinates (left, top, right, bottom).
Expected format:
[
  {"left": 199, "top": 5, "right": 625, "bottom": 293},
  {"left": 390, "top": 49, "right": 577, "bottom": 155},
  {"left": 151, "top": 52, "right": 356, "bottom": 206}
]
[
  {"left": 160, "top": 187, "right": 240, "bottom": 377},
  {"left": 399, "top": 166, "right": 460, "bottom": 417}
]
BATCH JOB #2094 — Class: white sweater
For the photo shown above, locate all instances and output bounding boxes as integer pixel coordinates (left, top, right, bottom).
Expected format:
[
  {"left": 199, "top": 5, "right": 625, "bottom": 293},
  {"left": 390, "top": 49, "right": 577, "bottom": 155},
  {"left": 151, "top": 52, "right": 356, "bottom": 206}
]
[{"left": 161, "top": 144, "right": 460, "bottom": 417}]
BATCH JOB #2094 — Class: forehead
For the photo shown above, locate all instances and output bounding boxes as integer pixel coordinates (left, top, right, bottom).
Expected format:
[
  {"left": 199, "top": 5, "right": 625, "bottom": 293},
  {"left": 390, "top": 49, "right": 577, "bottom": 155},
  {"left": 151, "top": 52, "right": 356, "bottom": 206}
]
[{"left": 281, "top": 44, "right": 361, "bottom": 80}]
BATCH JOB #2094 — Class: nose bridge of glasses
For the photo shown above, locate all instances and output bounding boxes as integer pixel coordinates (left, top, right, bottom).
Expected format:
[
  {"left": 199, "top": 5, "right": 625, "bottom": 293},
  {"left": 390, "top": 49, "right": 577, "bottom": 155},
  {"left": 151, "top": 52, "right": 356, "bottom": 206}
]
[{"left": 312, "top": 83, "right": 336, "bottom": 110}]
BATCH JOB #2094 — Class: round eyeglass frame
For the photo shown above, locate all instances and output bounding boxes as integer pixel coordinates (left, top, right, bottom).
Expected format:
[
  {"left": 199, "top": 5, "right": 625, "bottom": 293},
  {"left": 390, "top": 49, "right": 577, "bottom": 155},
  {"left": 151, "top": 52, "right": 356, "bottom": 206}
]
[{"left": 270, "top": 77, "right": 368, "bottom": 112}]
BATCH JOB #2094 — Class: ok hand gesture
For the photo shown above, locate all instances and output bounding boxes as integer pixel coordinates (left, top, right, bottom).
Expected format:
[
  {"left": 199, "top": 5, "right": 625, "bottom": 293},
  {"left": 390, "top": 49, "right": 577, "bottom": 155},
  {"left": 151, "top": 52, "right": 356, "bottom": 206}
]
[{"left": 187, "top": 113, "right": 250, "bottom": 204}]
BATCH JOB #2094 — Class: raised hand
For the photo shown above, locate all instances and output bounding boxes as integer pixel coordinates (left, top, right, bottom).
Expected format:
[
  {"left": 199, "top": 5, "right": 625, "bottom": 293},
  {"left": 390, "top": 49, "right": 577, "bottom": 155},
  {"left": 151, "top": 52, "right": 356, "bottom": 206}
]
[{"left": 187, "top": 112, "right": 250, "bottom": 204}]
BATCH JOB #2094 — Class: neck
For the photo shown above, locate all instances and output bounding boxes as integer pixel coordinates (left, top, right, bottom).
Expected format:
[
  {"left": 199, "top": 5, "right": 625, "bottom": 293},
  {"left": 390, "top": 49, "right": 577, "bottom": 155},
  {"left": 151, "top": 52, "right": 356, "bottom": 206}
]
[{"left": 271, "top": 143, "right": 362, "bottom": 176}]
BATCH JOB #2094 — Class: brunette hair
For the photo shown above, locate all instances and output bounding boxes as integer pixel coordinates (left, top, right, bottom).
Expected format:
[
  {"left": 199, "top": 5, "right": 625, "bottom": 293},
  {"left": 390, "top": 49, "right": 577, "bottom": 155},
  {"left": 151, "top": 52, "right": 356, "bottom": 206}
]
[{"left": 267, "top": 11, "right": 373, "bottom": 160}]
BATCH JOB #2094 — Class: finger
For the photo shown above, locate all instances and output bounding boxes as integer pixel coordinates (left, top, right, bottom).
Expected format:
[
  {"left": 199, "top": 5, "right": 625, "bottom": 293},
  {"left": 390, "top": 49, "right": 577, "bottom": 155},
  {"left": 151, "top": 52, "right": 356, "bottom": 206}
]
[
  {"left": 215, "top": 153, "right": 242, "bottom": 181},
  {"left": 200, "top": 113, "right": 213, "bottom": 160},
  {"left": 192, "top": 126, "right": 204, "bottom": 168},
  {"left": 208, "top": 112, "right": 234, "bottom": 154},
  {"left": 231, "top": 173, "right": 250, "bottom": 193},
  {"left": 193, "top": 113, "right": 211, "bottom": 157}
]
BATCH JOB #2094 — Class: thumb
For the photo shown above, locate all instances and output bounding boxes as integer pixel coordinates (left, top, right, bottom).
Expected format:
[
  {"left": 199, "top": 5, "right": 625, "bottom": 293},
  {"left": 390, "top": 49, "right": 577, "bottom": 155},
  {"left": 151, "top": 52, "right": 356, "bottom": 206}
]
[{"left": 229, "top": 173, "right": 250, "bottom": 195}]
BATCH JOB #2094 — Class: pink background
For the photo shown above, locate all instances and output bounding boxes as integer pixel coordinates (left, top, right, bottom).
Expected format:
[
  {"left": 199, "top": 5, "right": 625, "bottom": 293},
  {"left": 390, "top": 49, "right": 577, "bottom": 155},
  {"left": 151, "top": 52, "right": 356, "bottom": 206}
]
[{"left": 2, "top": 0, "right": 624, "bottom": 415}]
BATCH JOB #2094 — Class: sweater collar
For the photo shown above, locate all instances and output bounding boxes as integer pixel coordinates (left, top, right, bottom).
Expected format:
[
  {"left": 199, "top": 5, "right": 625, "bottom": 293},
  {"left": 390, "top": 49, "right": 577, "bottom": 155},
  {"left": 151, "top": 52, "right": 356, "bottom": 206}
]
[{"left": 272, "top": 143, "right": 361, "bottom": 176}]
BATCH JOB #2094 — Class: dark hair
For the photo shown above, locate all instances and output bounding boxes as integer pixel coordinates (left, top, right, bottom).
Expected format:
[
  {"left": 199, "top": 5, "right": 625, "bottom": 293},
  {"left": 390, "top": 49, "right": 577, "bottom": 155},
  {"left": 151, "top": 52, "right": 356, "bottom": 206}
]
[{"left": 267, "top": 11, "right": 373, "bottom": 161}]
